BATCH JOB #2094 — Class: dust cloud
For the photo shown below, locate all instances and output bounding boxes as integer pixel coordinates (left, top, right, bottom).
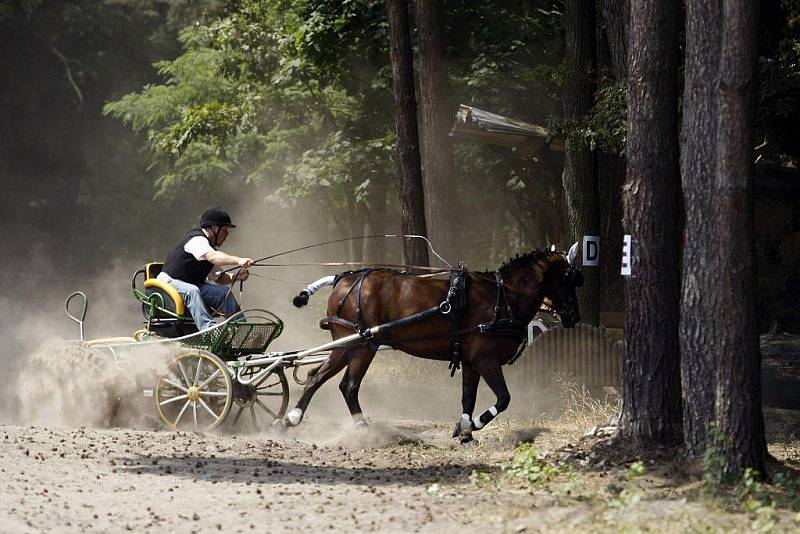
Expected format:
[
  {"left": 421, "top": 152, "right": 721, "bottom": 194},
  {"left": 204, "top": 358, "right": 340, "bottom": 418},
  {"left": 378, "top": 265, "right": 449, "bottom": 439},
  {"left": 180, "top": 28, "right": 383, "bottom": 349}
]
[{"left": 1, "top": 191, "right": 551, "bottom": 437}]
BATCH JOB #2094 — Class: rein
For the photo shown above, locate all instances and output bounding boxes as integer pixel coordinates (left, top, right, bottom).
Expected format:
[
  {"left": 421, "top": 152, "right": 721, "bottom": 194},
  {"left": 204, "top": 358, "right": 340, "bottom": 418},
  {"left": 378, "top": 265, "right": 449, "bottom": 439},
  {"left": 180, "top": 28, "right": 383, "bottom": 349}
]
[
  {"left": 212, "top": 234, "right": 450, "bottom": 318},
  {"left": 221, "top": 234, "right": 453, "bottom": 275},
  {"left": 323, "top": 254, "right": 564, "bottom": 374},
  {"left": 251, "top": 261, "right": 447, "bottom": 273}
]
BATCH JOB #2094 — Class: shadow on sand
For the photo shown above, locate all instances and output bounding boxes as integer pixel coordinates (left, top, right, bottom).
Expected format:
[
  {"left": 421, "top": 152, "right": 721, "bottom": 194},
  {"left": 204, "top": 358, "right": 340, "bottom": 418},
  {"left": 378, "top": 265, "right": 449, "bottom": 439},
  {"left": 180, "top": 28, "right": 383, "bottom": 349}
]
[{"left": 115, "top": 454, "right": 500, "bottom": 487}]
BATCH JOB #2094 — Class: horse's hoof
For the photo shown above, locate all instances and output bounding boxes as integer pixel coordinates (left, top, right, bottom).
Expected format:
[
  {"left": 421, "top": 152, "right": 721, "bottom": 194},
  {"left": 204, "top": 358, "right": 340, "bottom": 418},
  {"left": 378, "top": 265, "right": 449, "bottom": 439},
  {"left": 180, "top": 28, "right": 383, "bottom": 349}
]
[
  {"left": 284, "top": 408, "right": 303, "bottom": 427},
  {"left": 354, "top": 419, "right": 369, "bottom": 430},
  {"left": 271, "top": 418, "right": 287, "bottom": 431},
  {"left": 458, "top": 432, "right": 475, "bottom": 444},
  {"left": 453, "top": 414, "right": 471, "bottom": 438}
]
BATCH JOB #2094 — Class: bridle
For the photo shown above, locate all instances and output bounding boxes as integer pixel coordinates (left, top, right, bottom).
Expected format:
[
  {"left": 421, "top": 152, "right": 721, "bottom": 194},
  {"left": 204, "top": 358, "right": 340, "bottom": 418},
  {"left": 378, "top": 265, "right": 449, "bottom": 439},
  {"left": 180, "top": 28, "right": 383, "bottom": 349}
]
[{"left": 473, "top": 252, "right": 580, "bottom": 320}]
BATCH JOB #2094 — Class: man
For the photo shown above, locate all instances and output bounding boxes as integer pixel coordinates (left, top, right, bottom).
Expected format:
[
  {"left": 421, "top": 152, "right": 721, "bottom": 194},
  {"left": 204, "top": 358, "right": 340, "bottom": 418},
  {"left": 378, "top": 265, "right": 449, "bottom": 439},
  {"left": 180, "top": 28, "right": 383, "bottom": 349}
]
[{"left": 158, "top": 207, "right": 254, "bottom": 331}]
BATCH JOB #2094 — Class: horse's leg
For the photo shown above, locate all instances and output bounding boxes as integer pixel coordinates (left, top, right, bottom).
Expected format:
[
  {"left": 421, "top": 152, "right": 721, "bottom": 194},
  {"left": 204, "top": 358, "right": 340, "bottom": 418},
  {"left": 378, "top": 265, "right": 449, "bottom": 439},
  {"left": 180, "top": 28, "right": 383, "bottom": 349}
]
[
  {"left": 471, "top": 362, "right": 511, "bottom": 432},
  {"left": 453, "top": 364, "right": 480, "bottom": 442},
  {"left": 338, "top": 345, "right": 377, "bottom": 428},
  {"left": 283, "top": 348, "right": 348, "bottom": 427}
]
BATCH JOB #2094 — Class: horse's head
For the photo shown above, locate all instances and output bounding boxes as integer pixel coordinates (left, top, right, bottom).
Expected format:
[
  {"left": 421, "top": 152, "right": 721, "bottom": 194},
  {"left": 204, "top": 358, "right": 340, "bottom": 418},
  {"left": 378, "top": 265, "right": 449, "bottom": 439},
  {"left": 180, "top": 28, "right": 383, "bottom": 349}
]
[
  {"left": 499, "top": 247, "right": 584, "bottom": 328},
  {"left": 540, "top": 248, "right": 583, "bottom": 328}
]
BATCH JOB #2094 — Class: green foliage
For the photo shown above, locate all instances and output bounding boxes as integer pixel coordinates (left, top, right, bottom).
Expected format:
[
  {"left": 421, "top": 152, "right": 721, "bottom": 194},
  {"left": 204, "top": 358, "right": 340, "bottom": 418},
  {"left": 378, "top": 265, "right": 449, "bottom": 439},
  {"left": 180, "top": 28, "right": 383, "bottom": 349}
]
[
  {"left": 469, "top": 469, "right": 496, "bottom": 487},
  {"left": 758, "top": 38, "right": 800, "bottom": 163},
  {"left": 504, "top": 443, "right": 574, "bottom": 487},
  {"left": 703, "top": 423, "right": 731, "bottom": 486},
  {"left": 599, "top": 459, "right": 647, "bottom": 511},
  {"left": 696, "top": 467, "right": 800, "bottom": 532},
  {"left": 0, "top": 0, "right": 45, "bottom": 21},
  {"left": 105, "top": 0, "right": 398, "bottom": 205},
  {"left": 105, "top": 0, "right": 566, "bottom": 250},
  {"left": 628, "top": 460, "right": 646, "bottom": 478}
]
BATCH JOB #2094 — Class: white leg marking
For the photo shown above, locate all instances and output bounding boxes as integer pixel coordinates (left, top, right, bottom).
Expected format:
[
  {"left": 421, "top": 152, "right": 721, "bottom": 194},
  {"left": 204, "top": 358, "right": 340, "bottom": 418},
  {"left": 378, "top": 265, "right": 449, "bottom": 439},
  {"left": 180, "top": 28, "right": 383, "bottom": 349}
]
[
  {"left": 460, "top": 413, "right": 471, "bottom": 432},
  {"left": 286, "top": 408, "right": 303, "bottom": 426},
  {"left": 473, "top": 405, "right": 498, "bottom": 430}
]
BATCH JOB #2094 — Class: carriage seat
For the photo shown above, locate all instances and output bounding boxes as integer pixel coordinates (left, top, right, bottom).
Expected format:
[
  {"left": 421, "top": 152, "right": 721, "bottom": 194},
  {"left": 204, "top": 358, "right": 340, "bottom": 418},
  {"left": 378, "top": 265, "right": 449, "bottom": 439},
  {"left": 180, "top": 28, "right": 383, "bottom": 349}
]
[{"left": 142, "top": 262, "right": 187, "bottom": 317}]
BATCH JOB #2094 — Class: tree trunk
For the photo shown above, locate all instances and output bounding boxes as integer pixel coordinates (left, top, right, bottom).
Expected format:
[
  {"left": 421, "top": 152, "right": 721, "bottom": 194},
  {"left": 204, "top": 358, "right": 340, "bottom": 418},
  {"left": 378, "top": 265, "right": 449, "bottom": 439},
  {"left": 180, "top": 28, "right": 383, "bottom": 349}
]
[
  {"left": 597, "top": 0, "right": 627, "bottom": 313},
  {"left": 619, "top": 0, "right": 682, "bottom": 445},
  {"left": 413, "top": 0, "right": 458, "bottom": 265},
  {"left": 362, "top": 178, "right": 389, "bottom": 263},
  {"left": 601, "top": 0, "right": 628, "bottom": 82},
  {"left": 680, "top": 0, "right": 723, "bottom": 460},
  {"left": 562, "top": 0, "right": 600, "bottom": 325},
  {"left": 386, "top": 0, "right": 429, "bottom": 267},
  {"left": 714, "top": 0, "right": 766, "bottom": 477}
]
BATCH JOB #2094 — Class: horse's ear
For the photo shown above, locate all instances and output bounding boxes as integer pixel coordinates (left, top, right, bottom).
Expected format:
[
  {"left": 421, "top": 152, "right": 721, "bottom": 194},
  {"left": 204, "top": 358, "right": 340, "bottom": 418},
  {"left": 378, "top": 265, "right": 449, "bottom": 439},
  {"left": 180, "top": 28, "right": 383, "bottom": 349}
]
[
  {"left": 567, "top": 242, "right": 579, "bottom": 265},
  {"left": 550, "top": 243, "right": 557, "bottom": 252}
]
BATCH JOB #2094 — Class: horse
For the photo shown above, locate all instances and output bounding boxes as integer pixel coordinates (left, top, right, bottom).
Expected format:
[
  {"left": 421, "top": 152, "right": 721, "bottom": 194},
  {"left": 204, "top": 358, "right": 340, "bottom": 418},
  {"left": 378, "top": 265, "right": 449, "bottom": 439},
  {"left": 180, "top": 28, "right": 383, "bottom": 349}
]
[{"left": 285, "top": 248, "right": 583, "bottom": 441}]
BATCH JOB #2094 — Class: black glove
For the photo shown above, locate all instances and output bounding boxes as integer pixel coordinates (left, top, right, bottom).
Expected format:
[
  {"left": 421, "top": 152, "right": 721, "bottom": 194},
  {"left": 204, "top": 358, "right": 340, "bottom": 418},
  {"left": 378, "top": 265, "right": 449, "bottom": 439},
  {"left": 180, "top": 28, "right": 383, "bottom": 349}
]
[{"left": 292, "top": 290, "right": 310, "bottom": 308}]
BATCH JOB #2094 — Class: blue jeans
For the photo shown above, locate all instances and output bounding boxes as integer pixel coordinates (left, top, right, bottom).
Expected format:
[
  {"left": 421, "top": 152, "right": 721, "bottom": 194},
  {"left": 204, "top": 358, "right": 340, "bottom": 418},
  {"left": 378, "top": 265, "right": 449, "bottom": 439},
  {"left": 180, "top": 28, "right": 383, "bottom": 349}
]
[{"left": 166, "top": 278, "right": 243, "bottom": 331}]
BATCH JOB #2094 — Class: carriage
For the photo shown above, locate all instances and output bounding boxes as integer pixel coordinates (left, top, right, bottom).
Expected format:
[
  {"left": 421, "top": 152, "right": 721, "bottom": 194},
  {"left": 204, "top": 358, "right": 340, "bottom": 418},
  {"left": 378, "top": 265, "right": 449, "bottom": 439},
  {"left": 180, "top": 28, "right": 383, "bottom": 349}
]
[
  {"left": 65, "top": 242, "right": 583, "bottom": 440},
  {"left": 64, "top": 262, "right": 330, "bottom": 432}
]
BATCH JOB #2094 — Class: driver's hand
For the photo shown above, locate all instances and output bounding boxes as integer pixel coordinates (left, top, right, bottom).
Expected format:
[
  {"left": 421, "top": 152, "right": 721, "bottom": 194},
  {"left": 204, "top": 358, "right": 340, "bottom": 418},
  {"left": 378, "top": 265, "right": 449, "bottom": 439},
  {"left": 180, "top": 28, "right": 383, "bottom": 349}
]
[
  {"left": 238, "top": 257, "right": 254, "bottom": 268},
  {"left": 234, "top": 269, "right": 250, "bottom": 282}
]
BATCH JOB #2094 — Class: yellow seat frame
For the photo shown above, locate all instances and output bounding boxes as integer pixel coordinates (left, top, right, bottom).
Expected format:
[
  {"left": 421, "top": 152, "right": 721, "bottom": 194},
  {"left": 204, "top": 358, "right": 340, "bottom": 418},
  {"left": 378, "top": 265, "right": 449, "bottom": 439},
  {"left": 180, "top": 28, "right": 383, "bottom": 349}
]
[{"left": 143, "top": 264, "right": 186, "bottom": 316}]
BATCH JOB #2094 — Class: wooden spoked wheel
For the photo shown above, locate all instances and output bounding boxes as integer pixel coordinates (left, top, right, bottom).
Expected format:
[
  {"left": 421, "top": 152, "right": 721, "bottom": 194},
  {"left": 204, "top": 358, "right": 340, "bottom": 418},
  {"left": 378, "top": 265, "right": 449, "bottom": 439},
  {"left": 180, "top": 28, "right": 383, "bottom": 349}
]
[
  {"left": 155, "top": 351, "right": 233, "bottom": 431},
  {"left": 229, "top": 367, "right": 290, "bottom": 431}
]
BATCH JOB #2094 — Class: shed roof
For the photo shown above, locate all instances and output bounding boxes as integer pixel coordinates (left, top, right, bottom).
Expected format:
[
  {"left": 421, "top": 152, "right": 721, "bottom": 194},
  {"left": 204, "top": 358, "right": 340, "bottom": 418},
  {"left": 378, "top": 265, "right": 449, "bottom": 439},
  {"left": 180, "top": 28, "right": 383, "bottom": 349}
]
[{"left": 450, "top": 104, "right": 564, "bottom": 152}]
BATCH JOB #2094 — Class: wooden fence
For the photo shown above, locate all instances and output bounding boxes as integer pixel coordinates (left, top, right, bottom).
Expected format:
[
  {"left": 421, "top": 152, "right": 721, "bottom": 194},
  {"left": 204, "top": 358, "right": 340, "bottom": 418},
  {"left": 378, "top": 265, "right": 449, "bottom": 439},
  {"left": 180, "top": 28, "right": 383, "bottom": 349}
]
[{"left": 510, "top": 324, "right": 623, "bottom": 388}]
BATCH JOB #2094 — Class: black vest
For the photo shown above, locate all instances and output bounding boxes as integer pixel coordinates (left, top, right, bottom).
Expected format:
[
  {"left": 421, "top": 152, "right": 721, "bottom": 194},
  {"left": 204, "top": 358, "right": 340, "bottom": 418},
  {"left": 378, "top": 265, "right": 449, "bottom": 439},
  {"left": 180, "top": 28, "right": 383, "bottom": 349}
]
[{"left": 163, "top": 228, "right": 215, "bottom": 286}]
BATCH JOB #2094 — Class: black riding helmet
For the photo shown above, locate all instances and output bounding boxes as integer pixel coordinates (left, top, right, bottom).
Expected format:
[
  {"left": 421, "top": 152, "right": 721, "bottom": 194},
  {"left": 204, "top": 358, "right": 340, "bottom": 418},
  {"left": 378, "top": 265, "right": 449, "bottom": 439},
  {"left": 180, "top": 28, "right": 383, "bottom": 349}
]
[{"left": 200, "top": 207, "right": 236, "bottom": 229}]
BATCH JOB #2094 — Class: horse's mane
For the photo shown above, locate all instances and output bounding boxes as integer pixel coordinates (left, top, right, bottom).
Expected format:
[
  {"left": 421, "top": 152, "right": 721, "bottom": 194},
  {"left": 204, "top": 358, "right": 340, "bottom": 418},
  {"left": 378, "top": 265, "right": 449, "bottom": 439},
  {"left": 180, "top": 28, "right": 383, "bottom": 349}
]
[{"left": 476, "top": 249, "right": 554, "bottom": 275}]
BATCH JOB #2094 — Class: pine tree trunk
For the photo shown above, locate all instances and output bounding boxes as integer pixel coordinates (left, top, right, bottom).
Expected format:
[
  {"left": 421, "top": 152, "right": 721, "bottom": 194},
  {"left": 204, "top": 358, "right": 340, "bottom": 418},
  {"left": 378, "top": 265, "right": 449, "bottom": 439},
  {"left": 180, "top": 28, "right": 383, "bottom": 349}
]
[
  {"left": 714, "top": 0, "right": 766, "bottom": 476},
  {"left": 619, "top": 0, "right": 682, "bottom": 445},
  {"left": 413, "top": 0, "right": 458, "bottom": 265},
  {"left": 386, "top": 0, "right": 429, "bottom": 267},
  {"left": 601, "top": 0, "right": 628, "bottom": 82},
  {"left": 562, "top": 0, "right": 600, "bottom": 325},
  {"left": 362, "top": 178, "right": 389, "bottom": 263},
  {"left": 597, "top": 0, "right": 628, "bottom": 314},
  {"left": 680, "top": 0, "right": 723, "bottom": 460}
]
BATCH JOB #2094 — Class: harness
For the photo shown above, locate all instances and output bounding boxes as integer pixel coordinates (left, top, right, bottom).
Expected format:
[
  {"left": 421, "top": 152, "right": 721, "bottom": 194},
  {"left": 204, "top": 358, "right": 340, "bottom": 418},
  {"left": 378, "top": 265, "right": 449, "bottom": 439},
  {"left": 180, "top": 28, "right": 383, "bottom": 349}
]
[{"left": 324, "top": 267, "right": 529, "bottom": 377}]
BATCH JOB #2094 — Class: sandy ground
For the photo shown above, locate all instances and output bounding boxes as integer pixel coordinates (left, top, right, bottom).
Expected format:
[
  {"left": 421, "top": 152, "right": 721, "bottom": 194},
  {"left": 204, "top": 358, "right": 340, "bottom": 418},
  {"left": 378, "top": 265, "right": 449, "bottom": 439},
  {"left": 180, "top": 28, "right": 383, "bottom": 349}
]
[
  {"left": 0, "top": 419, "right": 566, "bottom": 534},
  {"left": 1, "top": 339, "right": 565, "bottom": 534},
  {"left": 1, "top": 335, "right": 798, "bottom": 533}
]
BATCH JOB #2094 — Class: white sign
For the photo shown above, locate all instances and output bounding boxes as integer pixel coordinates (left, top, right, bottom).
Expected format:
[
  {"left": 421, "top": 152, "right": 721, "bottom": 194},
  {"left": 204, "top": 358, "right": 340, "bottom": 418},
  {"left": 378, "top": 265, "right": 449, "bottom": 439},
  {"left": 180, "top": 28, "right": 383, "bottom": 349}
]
[
  {"left": 583, "top": 235, "right": 600, "bottom": 267},
  {"left": 621, "top": 234, "right": 633, "bottom": 276}
]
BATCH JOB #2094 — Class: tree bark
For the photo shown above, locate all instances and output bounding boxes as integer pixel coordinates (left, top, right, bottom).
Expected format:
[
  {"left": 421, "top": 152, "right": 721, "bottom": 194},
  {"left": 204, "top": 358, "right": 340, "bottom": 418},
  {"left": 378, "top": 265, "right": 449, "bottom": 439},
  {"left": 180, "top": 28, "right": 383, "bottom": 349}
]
[
  {"left": 714, "top": 0, "right": 766, "bottom": 476},
  {"left": 619, "top": 0, "right": 682, "bottom": 445},
  {"left": 597, "top": 0, "right": 628, "bottom": 313},
  {"left": 413, "top": 0, "right": 458, "bottom": 265},
  {"left": 562, "top": 0, "right": 600, "bottom": 325},
  {"left": 386, "top": 0, "right": 429, "bottom": 267},
  {"left": 601, "top": 0, "right": 628, "bottom": 82},
  {"left": 680, "top": 0, "right": 723, "bottom": 460},
  {"left": 362, "top": 178, "right": 389, "bottom": 263}
]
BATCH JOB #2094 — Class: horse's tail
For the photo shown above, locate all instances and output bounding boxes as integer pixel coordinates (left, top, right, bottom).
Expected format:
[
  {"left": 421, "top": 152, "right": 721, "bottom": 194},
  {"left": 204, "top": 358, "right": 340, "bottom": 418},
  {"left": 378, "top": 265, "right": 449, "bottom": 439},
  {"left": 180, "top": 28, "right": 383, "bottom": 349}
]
[{"left": 292, "top": 275, "right": 336, "bottom": 308}]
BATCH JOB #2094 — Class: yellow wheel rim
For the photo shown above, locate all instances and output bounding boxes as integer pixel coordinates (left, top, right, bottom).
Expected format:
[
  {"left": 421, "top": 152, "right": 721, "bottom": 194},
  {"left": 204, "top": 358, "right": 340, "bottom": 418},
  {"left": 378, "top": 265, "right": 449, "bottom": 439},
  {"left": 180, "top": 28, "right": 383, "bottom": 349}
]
[{"left": 155, "top": 351, "right": 232, "bottom": 431}]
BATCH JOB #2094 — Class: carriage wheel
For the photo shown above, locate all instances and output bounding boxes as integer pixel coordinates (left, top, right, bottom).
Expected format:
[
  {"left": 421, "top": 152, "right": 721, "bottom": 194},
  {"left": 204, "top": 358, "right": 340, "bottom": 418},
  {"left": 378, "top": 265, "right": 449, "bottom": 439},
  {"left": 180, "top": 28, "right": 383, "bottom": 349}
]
[
  {"left": 229, "top": 367, "right": 290, "bottom": 432},
  {"left": 155, "top": 350, "right": 233, "bottom": 431}
]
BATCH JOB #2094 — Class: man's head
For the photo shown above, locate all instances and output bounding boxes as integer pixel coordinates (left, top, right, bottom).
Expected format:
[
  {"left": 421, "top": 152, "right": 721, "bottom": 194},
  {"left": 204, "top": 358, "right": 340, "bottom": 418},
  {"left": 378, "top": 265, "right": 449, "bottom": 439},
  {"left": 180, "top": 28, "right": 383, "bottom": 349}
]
[{"left": 200, "top": 207, "right": 236, "bottom": 247}]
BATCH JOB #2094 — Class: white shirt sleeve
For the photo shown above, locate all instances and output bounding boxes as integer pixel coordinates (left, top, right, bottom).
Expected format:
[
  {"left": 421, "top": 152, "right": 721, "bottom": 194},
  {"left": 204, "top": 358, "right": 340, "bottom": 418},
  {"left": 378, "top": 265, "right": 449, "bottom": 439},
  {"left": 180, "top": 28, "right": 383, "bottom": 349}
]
[
  {"left": 184, "top": 236, "right": 220, "bottom": 282},
  {"left": 184, "top": 236, "right": 214, "bottom": 260}
]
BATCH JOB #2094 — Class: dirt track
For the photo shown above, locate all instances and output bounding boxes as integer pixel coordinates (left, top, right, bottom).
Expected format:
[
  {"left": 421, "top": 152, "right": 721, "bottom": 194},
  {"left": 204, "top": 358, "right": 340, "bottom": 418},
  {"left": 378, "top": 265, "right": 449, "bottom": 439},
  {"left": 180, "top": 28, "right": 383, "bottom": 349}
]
[
  {"left": 2, "top": 335, "right": 799, "bottom": 533},
  {"left": 0, "top": 420, "right": 558, "bottom": 533}
]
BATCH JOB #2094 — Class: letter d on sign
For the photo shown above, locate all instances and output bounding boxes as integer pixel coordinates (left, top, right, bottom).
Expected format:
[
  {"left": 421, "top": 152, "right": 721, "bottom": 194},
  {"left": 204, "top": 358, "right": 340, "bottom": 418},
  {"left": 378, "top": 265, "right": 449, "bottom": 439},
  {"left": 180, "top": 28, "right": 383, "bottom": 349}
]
[
  {"left": 621, "top": 234, "right": 633, "bottom": 276},
  {"left": 582, "top": 236, "right": 600, "bottom": 266}
]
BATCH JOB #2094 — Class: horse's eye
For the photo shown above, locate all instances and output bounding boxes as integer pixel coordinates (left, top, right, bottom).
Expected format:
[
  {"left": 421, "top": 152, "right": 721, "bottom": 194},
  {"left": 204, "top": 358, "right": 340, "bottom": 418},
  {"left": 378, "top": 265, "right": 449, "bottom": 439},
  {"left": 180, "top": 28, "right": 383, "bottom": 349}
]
[{"left": 563, "top": 269, "right": 584, "bottom": 287}]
